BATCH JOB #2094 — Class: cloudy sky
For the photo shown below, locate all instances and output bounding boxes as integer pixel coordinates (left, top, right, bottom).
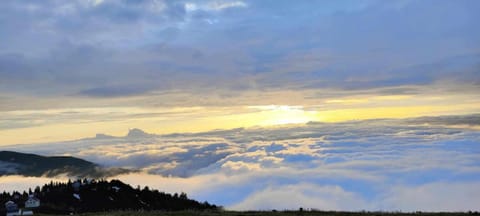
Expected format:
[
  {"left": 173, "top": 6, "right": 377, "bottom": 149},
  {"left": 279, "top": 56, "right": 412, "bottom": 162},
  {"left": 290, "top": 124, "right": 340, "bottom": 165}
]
[{"left": 1, "top": 0, "right": 480, "bottom": 211}]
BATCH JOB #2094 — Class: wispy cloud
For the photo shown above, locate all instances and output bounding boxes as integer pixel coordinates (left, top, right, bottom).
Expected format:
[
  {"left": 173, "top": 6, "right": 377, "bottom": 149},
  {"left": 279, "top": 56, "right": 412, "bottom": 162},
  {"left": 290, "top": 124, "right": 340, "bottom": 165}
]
[{"left": 185, "top": 1, "right": 247, "bottom": 12}]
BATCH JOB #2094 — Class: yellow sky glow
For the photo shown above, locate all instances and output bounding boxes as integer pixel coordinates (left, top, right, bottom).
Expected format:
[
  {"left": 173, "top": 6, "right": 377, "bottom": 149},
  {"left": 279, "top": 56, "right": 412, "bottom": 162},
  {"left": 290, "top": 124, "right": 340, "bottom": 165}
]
[{"left": 1, "top": 94, "right": 479, "bottom": 146}]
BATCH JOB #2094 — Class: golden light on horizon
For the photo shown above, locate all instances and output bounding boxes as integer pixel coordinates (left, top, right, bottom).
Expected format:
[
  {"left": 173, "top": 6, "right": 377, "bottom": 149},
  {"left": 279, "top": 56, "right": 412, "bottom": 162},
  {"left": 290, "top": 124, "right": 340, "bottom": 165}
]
[{"left": 1, "top": 97, "right": 480, "bottom": 146}]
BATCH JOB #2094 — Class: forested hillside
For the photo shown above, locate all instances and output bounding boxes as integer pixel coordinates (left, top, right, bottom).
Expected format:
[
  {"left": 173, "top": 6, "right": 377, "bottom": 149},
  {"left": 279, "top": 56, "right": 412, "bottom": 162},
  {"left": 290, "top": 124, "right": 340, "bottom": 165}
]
[{"left": 0, "top": 179, "right": 218, "bottom": 214}]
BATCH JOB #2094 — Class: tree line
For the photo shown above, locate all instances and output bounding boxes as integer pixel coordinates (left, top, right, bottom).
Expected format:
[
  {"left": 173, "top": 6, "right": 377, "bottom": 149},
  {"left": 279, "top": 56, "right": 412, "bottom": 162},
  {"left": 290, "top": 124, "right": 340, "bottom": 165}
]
[{"left": 0, "top": 179, "right": 219, "bottom": 214}]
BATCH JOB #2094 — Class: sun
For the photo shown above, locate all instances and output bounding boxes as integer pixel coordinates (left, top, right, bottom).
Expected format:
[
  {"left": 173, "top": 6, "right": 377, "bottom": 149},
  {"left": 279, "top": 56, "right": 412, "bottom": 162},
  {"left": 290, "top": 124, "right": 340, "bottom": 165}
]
[{"left": 247, "top": 105, "right": 320, "bottom": 126}]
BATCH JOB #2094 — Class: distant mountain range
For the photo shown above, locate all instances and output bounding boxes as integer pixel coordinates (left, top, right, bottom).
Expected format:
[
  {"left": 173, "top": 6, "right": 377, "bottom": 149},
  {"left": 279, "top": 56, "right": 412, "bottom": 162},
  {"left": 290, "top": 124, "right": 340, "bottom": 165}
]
[{"left": 0, "top": 151, "right": 129, "bottom": 178}]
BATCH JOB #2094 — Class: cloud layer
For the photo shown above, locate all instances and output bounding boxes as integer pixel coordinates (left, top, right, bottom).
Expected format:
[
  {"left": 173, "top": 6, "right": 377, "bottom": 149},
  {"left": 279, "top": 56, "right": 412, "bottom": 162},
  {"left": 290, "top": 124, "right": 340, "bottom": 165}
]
[{"left": 2, "top": 114, "right": 480, "bottom": 211}]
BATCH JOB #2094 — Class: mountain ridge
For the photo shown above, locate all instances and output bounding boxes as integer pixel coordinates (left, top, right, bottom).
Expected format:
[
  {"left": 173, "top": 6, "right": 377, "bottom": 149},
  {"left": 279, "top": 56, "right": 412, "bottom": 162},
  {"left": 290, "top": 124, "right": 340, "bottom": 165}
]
[{"left": 0, "top": 151, "right": 129, "bottom": 178}]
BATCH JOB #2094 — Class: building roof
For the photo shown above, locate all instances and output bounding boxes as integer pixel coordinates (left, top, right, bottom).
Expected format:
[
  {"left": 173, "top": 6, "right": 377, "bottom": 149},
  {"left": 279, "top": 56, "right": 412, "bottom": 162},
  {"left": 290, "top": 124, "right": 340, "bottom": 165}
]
[{"left": 26, "top": 197, "right": 40, "bottom": 202}]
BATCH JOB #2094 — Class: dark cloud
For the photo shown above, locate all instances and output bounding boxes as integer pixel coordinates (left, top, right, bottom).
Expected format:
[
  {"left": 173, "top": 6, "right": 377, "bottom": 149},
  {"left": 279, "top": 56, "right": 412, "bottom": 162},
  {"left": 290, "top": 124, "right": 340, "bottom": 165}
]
[
  {"left": 406, "top": 114, "right": 480, "bottom": 126},
  {"left": 0, "top": 0, "right": 479, "bottom": 108}
]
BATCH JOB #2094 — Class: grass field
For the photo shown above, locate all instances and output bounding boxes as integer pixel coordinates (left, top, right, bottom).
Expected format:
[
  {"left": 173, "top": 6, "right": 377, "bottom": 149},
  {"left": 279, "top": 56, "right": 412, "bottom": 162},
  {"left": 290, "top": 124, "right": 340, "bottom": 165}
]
[{"left": 37, "top": 210, "right": 480, "bottom": 216}]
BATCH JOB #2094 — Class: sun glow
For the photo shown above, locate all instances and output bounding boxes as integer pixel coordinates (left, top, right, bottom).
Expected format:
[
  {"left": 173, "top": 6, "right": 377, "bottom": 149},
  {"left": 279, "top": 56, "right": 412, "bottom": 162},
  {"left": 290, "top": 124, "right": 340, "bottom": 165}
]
[{"left": 247, "top": 105, "right": 320, "bottom": 125}]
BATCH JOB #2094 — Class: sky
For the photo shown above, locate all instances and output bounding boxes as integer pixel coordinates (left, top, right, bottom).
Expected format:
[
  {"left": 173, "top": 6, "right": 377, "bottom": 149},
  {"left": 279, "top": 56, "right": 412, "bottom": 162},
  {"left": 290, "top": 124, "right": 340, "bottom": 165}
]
[{"left": 0, "top": 0, "right": 480, "bottom": 211}]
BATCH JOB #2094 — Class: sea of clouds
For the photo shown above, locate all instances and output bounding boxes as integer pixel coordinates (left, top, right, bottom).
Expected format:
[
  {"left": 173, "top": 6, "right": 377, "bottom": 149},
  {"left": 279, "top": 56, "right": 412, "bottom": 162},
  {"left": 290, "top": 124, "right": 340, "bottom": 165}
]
[{"left": 1, "top": 115, "right": 480, "bottom": 211}]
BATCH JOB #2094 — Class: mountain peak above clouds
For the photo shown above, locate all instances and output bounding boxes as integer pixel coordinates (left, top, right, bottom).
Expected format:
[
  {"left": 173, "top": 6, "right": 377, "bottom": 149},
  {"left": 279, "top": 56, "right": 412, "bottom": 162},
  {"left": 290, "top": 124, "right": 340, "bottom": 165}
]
[{"left": 126, "top": 128, "right": 155, "bottom": 138}]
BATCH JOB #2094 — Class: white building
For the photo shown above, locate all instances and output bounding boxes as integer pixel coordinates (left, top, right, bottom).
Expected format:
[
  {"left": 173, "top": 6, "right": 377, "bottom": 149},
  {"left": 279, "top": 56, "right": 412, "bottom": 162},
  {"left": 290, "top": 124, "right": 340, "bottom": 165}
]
[
  {"left": 25, "top": 195, "right": 40, "bottom": 208},
  {"left": 5, "top": 196, "right": 40, "bottom": 216}
]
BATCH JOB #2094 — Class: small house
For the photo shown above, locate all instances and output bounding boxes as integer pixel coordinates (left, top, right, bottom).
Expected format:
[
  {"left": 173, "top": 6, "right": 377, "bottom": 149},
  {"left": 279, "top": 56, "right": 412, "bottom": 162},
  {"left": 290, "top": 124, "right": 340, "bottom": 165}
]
[
  {"left": 25, "top": 195, "right": 40, "bottom": 208},
  {"left": 5, "top": 201, "right": 18, "bottom": 216}
]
